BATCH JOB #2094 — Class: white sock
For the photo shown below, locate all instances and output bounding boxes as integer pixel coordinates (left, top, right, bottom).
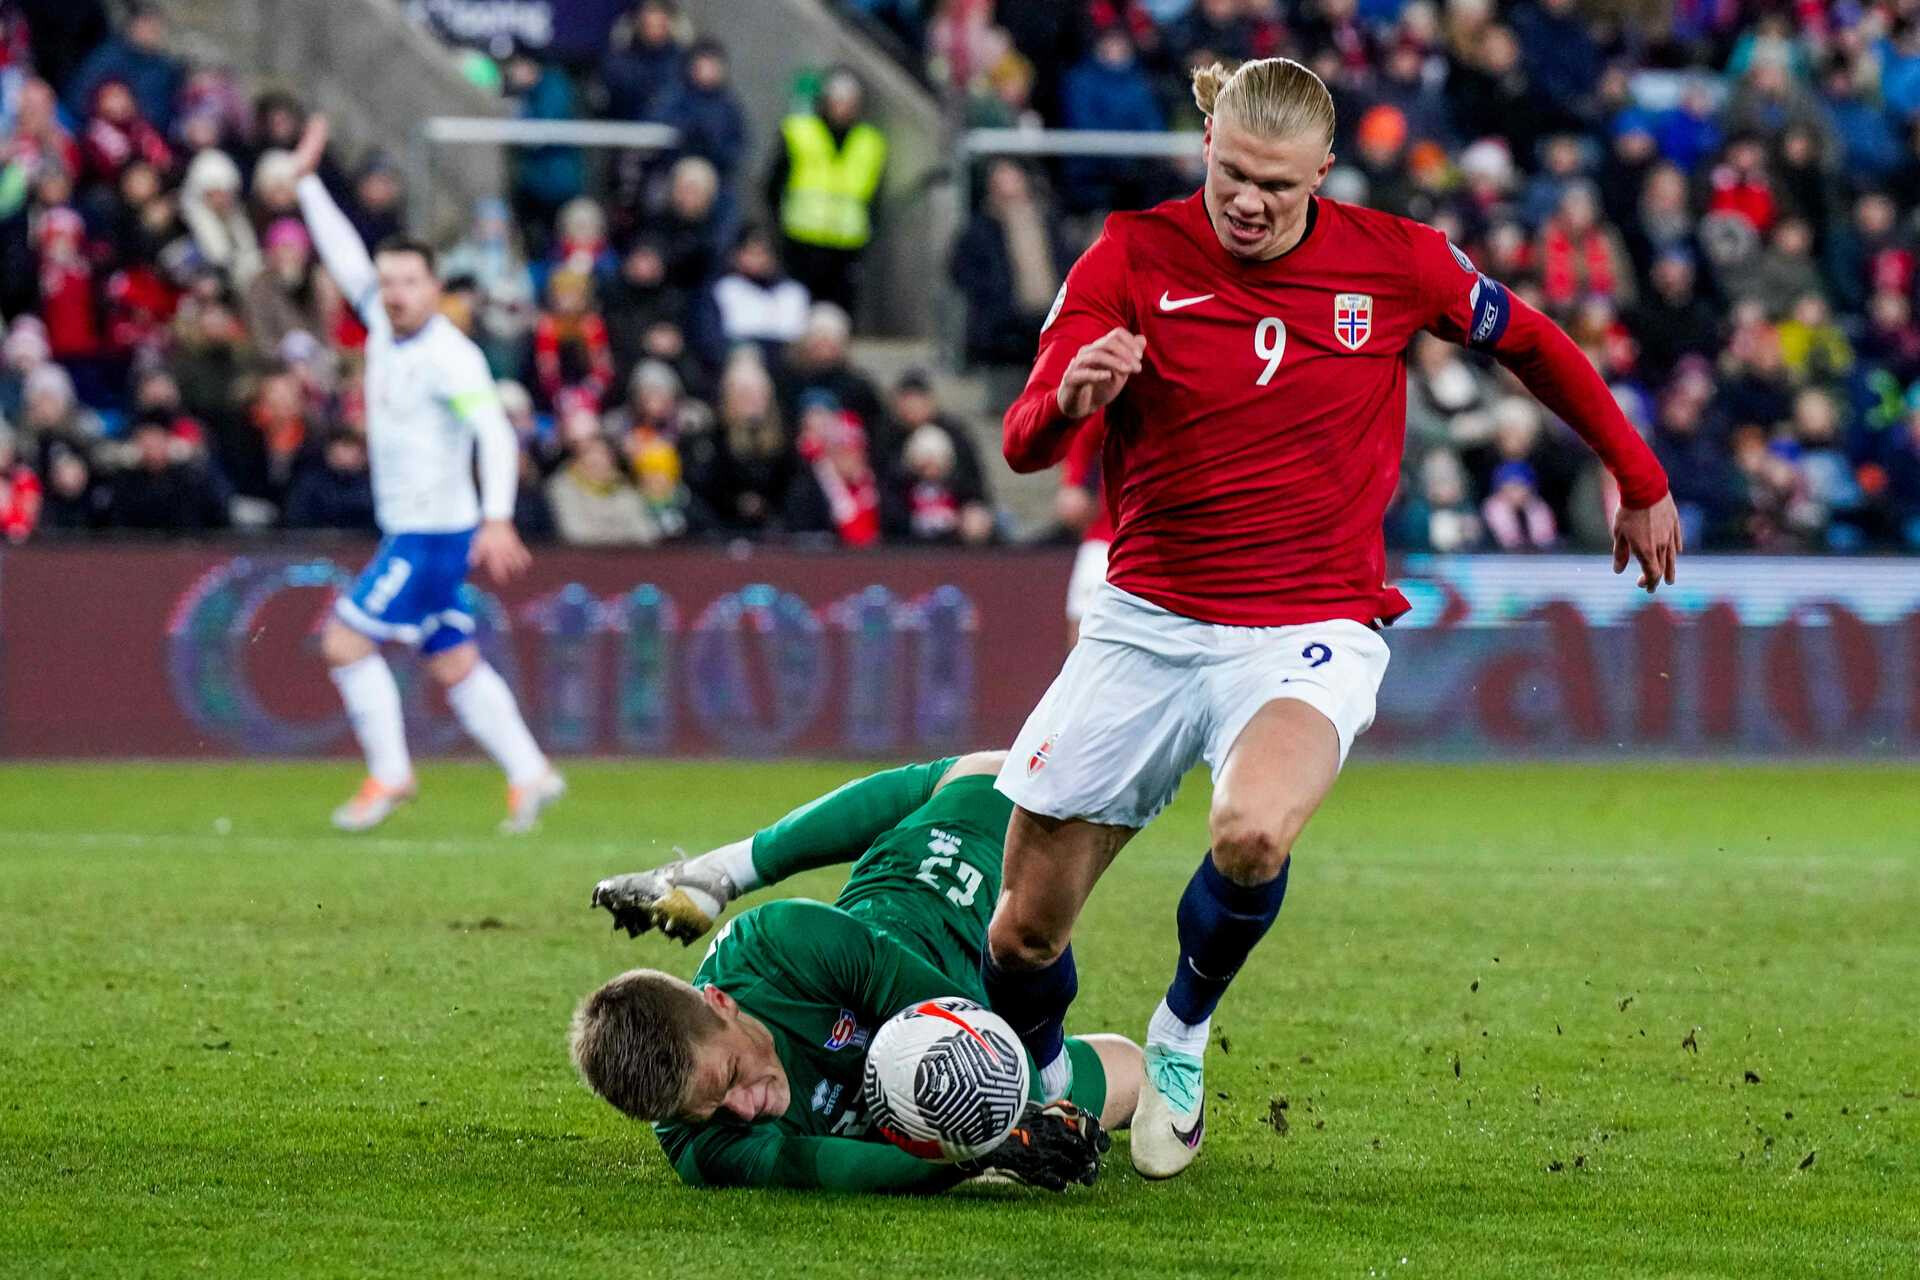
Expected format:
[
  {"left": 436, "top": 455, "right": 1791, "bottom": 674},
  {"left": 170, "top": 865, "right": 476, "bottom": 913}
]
[
  {"left": 689, "top": 838, "right": 762, "bottom": 894},
  {"left": 1147, "top": 999, "right": 1211, "bottom": 1059},
  {"left": 329, "top": 654, "right": 412, "bottom": 788},
  {"left": 446, "top": 661, "right": 549, "bottom": 786},
  {"left": 1038, "top": 1048, "right": 1074, "bottom": 1101}
]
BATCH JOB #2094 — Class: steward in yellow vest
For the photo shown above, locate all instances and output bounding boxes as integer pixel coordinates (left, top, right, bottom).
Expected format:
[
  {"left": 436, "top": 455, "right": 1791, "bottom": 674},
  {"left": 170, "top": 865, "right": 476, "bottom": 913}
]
[
  {"left": 766, "top": 69, "right": 887, "bottom": 313},
  {"left": 779, "top": 113, "right": 887, "bottom": 250}
]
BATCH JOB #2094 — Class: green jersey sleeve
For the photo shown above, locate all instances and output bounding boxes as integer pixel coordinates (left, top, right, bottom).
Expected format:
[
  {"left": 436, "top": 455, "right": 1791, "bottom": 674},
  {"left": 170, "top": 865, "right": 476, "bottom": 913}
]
[
  {"left": 667, "top": 1123, "right": 965, "bottom": 1192},
  {"left": 748, "top": 758, "right": 959, "bottom": 885}
]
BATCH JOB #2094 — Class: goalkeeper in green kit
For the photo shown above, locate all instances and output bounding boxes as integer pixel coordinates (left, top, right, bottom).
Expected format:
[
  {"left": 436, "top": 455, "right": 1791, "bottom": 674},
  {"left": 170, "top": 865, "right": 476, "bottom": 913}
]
[{"left": 570, "top": 752, "right": 1143, "bottom": 1192}]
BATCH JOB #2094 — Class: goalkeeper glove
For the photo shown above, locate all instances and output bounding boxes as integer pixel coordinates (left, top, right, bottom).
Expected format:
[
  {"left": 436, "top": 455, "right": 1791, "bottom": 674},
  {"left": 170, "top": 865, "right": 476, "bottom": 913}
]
[{"left": 959, "top": 1100, "right": 1111, "bottom": 1191}]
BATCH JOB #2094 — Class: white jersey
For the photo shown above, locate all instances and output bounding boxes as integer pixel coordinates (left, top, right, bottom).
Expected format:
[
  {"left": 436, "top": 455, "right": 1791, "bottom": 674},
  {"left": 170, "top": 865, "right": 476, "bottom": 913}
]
[{"left": 296, "top": 175, "right": 517, "bottom": 534}]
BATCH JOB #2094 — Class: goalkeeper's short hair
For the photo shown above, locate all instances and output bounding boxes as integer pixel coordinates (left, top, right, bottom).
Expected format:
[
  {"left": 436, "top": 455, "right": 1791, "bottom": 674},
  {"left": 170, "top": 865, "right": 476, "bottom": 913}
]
[{"left": 569, "top": 969, "right": 722, "bottom": 1121}]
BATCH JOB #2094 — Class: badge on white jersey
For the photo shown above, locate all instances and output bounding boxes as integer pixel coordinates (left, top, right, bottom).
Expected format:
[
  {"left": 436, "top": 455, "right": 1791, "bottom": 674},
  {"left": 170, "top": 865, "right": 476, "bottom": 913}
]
[{"left": 1334, "top": 293, "right": 1373, "bottom": 350}]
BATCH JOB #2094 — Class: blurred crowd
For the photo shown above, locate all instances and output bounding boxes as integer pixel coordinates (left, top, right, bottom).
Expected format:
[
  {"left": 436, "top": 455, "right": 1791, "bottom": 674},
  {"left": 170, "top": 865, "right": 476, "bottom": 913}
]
[
  {"left": 0, "top": 0, "right": 993, "bottom": 549},
  {"left": 12, "top": 1, "right": 1920, "bottom": 555}
]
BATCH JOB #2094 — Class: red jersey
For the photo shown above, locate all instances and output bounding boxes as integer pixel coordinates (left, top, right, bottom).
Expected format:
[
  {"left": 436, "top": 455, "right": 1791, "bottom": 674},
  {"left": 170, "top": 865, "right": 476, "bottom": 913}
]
[{"left": 1004, "top": 191, "right": 1668, "bottom": 628}]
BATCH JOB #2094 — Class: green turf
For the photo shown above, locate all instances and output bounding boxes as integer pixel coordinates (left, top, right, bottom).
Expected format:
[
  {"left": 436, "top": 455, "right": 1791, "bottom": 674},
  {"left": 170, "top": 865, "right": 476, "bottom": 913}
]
[{"left": 2, "top": 760, "right": 1916, "bottom": 1278}]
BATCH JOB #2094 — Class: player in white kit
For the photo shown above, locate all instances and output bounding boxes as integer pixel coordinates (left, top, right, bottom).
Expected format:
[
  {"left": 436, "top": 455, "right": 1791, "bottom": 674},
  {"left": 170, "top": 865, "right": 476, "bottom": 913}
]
[{"left": 291, "top": 117, "right": 564, "bottom": 834}]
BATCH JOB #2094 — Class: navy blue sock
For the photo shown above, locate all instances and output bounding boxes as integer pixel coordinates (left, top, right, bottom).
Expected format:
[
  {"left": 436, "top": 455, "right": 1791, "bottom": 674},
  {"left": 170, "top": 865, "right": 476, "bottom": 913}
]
[
  {"left": 1164, "top": 854, "right": 1290, "bottom": 1026},
  {"left": 982, "top": 942, "right": 1078, "bottom": 1068}
]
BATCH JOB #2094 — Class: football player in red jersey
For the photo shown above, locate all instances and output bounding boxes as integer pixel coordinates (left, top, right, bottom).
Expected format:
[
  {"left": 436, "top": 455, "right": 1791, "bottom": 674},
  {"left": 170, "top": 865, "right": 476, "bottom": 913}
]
[{"left": 981, "top": 58, "right": 1683, "bottom": 1179}]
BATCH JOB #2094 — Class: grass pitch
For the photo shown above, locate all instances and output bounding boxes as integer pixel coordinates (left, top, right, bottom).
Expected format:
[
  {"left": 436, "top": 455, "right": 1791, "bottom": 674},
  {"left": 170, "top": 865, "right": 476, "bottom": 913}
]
[{"left": 2, "top": 760, "right": 1916, "bottom": 1278}]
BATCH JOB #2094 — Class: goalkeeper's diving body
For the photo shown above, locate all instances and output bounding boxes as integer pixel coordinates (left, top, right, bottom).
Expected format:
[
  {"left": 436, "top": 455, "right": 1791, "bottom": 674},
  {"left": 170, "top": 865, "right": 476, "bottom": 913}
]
[{"left": 570, "top": 752, "right": 1142, "bottom": 1192}]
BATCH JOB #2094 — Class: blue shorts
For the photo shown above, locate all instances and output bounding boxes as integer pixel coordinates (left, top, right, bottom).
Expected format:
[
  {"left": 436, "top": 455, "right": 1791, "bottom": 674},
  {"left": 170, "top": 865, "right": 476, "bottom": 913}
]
[{"left": 335, "top": 529, "right": 477, "bottom": 655}]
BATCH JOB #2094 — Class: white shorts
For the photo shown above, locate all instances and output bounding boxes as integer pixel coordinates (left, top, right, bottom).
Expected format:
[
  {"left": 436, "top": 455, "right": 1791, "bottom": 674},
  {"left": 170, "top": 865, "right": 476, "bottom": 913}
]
[
  {"left": 1065, "top": 539, "right": 1109, "bottom": 623},
  {"left": 998, "top": 582, "right": 1391, "bottom": 829}
]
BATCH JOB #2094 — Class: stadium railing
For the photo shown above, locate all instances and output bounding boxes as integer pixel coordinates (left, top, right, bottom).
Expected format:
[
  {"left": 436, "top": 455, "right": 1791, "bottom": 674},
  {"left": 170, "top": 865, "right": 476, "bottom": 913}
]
[{"left": 407, "top": 117, "right": 681, "bottom": 232}]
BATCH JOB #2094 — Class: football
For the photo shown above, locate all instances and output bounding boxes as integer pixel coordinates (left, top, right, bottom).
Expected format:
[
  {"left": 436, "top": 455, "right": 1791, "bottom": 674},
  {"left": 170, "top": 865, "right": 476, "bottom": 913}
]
[{"left": 862, "top": 996, "right": 1031, "bottom": 1163}]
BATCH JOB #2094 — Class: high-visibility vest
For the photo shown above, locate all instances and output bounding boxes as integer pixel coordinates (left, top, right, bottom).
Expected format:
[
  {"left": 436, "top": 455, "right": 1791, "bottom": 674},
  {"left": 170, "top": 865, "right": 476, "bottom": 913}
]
[{"left": 779, "top": 113, "right": 887, "bottom": 250}]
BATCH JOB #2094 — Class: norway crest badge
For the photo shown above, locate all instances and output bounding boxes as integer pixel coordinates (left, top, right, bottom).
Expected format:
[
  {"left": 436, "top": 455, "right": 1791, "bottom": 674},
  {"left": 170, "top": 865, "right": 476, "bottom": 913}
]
[{"left": 1334, "top": 293, "right": 1373, "bottom": 351}]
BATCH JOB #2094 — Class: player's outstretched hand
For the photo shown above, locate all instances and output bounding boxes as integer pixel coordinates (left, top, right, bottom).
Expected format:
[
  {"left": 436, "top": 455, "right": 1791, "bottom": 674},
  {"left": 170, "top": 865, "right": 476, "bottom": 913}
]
[
  {"left": 1611, "top": 492, "right": 1683, "bottom": 594},
  {"left": 590, "top": 858, "right": 737, "bottom": 944},
  {"left": 1057, "top": 328, "right": 1145, "bottom": 420},
  {"left": 961, "top": 1100, "right": 1111, "bottom": 1191},
  {"left": 291, "top": 113, "right": 329, "bottom": 180},
  {"left": 471, "top": 518, "right": 532, "bottom": 585}
]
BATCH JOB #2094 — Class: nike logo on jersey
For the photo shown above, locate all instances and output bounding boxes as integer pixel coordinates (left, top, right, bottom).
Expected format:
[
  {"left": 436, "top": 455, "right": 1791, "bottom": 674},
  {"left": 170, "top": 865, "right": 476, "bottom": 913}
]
[{"left": 1158, "top": 291, "right": 1214, "bottom": 312}]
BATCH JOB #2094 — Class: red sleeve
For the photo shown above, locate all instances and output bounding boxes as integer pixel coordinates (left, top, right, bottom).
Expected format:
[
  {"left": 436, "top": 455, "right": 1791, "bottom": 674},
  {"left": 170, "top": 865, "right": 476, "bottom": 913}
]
[
  {"left": 1002, "top": 223, "right": 1134, "bottom": 474},
  {"left": 1060, "top": 418, "right": 1105, "bottom": 490},
  {"left": 1411, "top": 224, "right": 1669, "bottom": 510}
]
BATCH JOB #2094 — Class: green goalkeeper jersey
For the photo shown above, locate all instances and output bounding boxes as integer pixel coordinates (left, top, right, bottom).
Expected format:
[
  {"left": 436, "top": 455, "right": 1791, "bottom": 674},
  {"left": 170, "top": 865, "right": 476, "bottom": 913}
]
[{"left": 652, "top": 768, "right": 1106, "bottom": 1191}]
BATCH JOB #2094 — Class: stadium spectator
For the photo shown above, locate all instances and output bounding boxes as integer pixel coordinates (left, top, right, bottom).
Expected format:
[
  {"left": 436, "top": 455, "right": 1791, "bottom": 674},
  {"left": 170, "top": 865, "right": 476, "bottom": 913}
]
[
  {"left": 246, "top": 364, "right": 311, "bottom": 498},
  {"left": 779, "top": 301, "right": 882, "bottom": 438},
  {"left": 504, "top": 48, "right": 584, "bottom": 260},
  {"left": 786, "top": 392, "right": 881, "bottom": 548},
  {"left": 64, "top": 2, "right": 182, "bottom": 136},
  {"left": 345, "top": 153, "right": 406, "bottom": 249},
  {"left": 251, "top": 148, "right": 303, "bottom": 225},
  {"left": 883, "top": 419, "right": 994, "bottom": 546},
  {"left": 533, "top": 270, "right": 615, "bottom": 410},
  {"left": 37, "top": 443, "right": 106, "bottom": 531},
  {"left": 0, "top": 78, "right": 78, "bottom": 237},
  {"left": 1776, "top": 292, "right": 1852, "bottom": 388},
  {"left": 1789, "top": 387, "right": 1865, "bottom": 549},
  {"left": 767, "top": 67, "right": 887, "bottom": 313},
  {"left": 878, "top": 367, "right": 989, "bottom": 505},
  {"left": 1887, "top": 402, "right": 1920, "bottom": 549},
  {"left": 78, "top": 78, "right": 170, "bottom": 192},
  {"left": 1405, "top": 331, "right": 1498, "bottom": 463},
  {"left": 440, "top": 198, "right": 538, "bottom": 378},
  {"left": 603, "top": 237, "right": 685, "bottom": 384},
  {"left": 1861, "top": 289, "right": 1920, "bottom": 386},
  {"left": 949, "top": 159, "right": 1068, "bottom": 374},
  {"left": 656, "top": 155, "right": 724, "bottom": 290},
  {"left": 661, "top": 38, "right": 747, "bottom": 189},
  {"left": 283, "top": 427, "right": 376, "bottom": 533},
  {"left": 547, "top": 432, "right": 659, "bottom": 546},
  {"left": 179, "top": 149, "right": 261, "bottom": 289},
  {"left": 550, "top": 196, "right": 618, "bottom": 289},
  {"left": 129, "top": 367, "right": 206, "bottom": 446},
  {"left": 605, "top": 357, "right": 697, "bottom": 443},
  {"left": 1447, "top": 24, "right": 1543, "bottom": 164},
  {"left": 243, "top": 219, "right": 323, "bottom": 358},
  {"left": 630, "top": 421, "right": 704, "bottom": 539},
  {"left": 0, "top": 421, "right": 40, "bottom": 541},
  {"left": 704, "top": 349, "right": 789, "bottom": 532},
  {"left": 0, "top": 316, "right": 50, "bottom": 423},
  {"left": 1627, "top": 250, "right": 1720, "bottom": 387},
  {"left": 1480, "top": 460, "right": 1557, "bottom": 550},
  {"left": 707, "top": 223, "right": 810, "bottom": 366},
  {"left": 1536, "top": 183, "right": 1633, "bottom": 314},
  {"left": 1060, "top": 29, "right": 1165, "bottom": 213},
  {"left": 34, "top": 205, "right": 100, "bottom": 362},
  {"left": 600, "top": 0, "right": 684, "bottom": 124},
  {"left": 104, "top": 414, "right": 228, "bottom": 532},
  {"left": 16, "top": 361, "right": 99, "bottom": 470}
]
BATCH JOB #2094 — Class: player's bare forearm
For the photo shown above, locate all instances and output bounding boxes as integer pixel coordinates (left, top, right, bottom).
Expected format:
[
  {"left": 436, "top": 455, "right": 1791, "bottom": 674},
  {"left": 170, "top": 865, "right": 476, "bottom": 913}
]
[{"left": 470, "top": 519, "right": 530, "bottom": 585}]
